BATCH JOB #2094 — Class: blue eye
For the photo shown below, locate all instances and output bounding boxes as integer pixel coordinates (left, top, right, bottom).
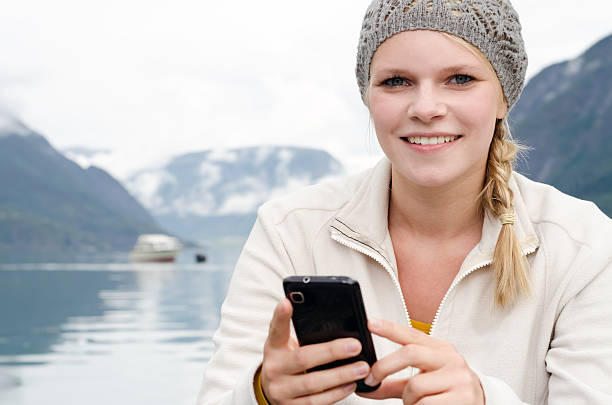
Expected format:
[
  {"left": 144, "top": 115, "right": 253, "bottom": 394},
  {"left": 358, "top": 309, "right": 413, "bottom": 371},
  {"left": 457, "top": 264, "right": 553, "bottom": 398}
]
[
  {"left": 450, "top": 74, "right": 474, "bottom": 85},
  {"left": 382, "top": 77, "right": 408, "bottom": 87}
]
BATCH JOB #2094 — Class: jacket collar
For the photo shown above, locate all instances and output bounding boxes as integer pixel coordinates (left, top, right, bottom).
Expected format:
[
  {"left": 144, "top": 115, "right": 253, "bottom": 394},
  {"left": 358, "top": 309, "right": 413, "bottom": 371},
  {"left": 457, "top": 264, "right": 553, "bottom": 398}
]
[{"left": 332, "top": 158, "right": 540, "bottom": 270}]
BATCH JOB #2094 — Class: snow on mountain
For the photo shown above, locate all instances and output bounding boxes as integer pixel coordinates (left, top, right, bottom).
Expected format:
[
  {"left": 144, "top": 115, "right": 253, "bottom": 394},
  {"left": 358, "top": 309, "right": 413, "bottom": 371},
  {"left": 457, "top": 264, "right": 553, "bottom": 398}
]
[
  {"left": 125, "top": 145, "right": 345, "bottom": 219},
  {"left": 62, "top": 147, "right": 114, "bottom": 170},
  {"left": 0, "top": 113, "right": 32, "bottom": 137}
]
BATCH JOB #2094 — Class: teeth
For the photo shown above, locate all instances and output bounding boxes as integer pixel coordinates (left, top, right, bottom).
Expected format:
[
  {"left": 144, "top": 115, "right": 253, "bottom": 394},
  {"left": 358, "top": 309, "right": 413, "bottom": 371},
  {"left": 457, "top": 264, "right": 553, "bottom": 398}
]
[{"left": 406, "top": 136, "right": 458, "bottom": 145}]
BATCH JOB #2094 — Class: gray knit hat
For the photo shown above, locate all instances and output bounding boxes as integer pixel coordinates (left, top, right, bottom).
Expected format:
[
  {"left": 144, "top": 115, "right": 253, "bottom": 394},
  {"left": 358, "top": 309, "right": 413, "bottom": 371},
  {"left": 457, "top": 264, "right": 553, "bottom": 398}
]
[{"left": 356, "top": 0, "right": 528, "bottom": 109}]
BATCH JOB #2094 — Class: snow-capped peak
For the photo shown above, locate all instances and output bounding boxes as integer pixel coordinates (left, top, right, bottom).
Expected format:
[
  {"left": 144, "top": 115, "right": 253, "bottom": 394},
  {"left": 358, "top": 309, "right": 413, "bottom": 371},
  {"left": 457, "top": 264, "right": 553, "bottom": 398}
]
[
  {"left": 0, "top": 114, "right": 32, "bottom": 137},
  {"left": 125, "top": 145, "right": 345, "bottom": 218}
]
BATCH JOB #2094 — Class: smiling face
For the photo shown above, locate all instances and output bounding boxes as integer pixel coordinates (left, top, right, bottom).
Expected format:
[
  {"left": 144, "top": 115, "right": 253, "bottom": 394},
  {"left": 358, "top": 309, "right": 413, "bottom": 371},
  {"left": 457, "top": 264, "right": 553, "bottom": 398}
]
[{"left": 367, "top": 30, "right": 507, "bottom": 190}]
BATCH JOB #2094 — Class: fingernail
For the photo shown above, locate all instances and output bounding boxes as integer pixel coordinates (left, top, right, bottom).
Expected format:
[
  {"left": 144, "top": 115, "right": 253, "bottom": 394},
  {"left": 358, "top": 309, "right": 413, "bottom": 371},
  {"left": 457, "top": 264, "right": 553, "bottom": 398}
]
[
  {"left": 369, "top": 318, "right": 381, "bottom": 330},
  {"left": 354, "top": 363, "right": 369, "bottom": 377},
  {"left": 364, "top": 373, "right": 375, "bottom": 386},
  {"left": 345, "top": 340, "right": 360, "bottom": 354}
]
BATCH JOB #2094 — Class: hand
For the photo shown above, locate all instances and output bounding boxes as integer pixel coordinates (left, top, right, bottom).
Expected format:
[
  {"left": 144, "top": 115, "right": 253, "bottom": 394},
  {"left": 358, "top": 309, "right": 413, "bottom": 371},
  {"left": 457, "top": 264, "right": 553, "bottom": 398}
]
[
  {"left": 260, "top": 298, "right": 371, "bottom": 405},
  {"left": 358, "top": 318, "right": 485, "bottom": 405}
]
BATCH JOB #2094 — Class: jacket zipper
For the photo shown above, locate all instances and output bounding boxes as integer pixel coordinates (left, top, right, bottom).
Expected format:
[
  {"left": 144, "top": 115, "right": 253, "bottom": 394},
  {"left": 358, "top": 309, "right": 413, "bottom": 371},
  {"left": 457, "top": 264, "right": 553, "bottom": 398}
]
[
  {"left": 330, "top": 229, "right": 412, "bottom": 325},
  {"left": 332, "top": 227, "right": 538, "bottom": 337},
  {"left": 429, "top": 245, "right": 537, "bottom": 336},
  {"left": 332, "top": 227, "right": 537, "bottom": 377},
  {"left": 428, "top": 260, "right": 490, "bottom": 336},
  {"left": 331, "top": 228, "right": 422, "bottom": 377}
]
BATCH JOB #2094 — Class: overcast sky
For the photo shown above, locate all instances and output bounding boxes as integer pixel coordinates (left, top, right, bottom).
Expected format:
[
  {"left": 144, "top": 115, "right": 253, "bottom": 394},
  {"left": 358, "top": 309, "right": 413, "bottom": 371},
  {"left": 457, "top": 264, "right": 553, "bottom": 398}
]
[{"left": 1, "top": 0, "right": 611, "bottom": 179}]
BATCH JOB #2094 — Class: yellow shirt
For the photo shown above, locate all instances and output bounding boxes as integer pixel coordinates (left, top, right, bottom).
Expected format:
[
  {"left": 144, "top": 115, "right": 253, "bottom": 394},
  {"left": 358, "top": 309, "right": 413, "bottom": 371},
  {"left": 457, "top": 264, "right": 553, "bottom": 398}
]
[{"left": 410, "top": 319, "right": 432, "bottom": 335}]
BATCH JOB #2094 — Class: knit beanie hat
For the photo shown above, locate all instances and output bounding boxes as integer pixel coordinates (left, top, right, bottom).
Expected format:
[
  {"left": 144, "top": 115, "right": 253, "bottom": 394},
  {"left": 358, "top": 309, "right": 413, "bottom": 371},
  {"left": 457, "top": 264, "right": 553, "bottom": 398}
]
[{"left": 356, "top": 0, "right": 528, "bottom": 109}]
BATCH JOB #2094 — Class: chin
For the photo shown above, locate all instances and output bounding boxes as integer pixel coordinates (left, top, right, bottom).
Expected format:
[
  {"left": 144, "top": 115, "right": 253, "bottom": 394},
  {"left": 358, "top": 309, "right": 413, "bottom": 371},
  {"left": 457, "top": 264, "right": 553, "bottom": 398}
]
[{"left": 395, "top": 167, "right": 456, "bottom": 189}]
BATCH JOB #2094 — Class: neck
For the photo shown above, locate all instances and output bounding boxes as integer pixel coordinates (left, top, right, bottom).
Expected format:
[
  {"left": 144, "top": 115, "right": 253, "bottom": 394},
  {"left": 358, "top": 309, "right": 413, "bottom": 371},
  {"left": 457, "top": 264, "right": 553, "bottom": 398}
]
[{"left": 388, "top": 167, "right": 485, "bottom": 241}]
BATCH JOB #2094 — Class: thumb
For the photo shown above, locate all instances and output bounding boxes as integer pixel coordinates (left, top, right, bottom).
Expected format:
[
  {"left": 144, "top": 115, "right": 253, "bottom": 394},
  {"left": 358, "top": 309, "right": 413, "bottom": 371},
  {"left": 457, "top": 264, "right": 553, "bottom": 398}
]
[{"left": 266, "top": 298, "right": 293, "bottom": 348}]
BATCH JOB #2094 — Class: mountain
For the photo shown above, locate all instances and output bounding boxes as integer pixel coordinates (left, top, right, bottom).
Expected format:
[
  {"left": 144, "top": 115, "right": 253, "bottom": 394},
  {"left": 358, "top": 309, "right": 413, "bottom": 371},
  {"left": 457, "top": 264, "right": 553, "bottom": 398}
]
[
  {"left": 0, "top": 116, "right": 163, "bottom": 258},
  {"left": 125, "top": 146, "right": 345, "bottom": 243},
  {"left": 510, "top": 33, "right": 612, "bottom": 216},
  {"left": 62, "top": 146, "right": 113, "bottom": 170}
]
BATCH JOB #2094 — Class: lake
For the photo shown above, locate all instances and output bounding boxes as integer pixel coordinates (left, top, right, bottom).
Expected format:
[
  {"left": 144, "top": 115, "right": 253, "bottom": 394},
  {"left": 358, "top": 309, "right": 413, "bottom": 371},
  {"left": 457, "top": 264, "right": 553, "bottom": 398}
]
[{"left": 0, "top": 246, "right": 242, "bottom": 405}]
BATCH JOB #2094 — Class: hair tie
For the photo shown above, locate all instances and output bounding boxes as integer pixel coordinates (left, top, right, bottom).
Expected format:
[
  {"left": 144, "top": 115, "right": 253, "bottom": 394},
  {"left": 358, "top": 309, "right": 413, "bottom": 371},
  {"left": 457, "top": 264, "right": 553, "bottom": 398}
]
[{"left": 499, "top": 212, "right": 516, "bottom": 226}]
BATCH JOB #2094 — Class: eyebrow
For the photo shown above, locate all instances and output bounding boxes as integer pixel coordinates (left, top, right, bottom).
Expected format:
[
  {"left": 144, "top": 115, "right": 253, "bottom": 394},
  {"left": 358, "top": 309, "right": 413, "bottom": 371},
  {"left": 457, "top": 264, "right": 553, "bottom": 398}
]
[{"left": 371, "top": 63, "right": 486, "bottom": 78}]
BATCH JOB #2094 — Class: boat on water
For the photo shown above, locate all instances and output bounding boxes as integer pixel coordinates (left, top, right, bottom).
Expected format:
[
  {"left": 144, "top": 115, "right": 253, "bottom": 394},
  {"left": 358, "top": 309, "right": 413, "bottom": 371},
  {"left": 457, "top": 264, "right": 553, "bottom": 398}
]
[{"left": 130, "top": 234, "right": 182, "bottom": 262}]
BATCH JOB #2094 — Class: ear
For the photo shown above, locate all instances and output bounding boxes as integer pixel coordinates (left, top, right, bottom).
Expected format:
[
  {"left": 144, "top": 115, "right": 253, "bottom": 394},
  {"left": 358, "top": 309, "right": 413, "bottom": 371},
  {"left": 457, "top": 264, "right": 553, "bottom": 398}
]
[{"left": 496, "top": 98, "right": 508, "bottom": 120}]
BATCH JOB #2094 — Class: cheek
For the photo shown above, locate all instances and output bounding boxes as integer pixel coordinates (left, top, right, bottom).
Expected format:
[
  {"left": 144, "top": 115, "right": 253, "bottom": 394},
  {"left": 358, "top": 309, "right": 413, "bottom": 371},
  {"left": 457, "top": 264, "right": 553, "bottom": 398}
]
[
  {"left": 453, "top": 89, "right": 499, "bottom": 134},
  {"left": 368, "top": 93, "right": 405, "bottom": 134}
]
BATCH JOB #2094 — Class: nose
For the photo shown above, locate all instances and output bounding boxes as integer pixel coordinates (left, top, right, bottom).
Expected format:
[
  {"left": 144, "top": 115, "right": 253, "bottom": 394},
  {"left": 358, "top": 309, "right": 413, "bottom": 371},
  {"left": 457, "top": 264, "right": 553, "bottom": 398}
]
[{"left": 406, "top": 84, "right": 447, "bottom": 122}]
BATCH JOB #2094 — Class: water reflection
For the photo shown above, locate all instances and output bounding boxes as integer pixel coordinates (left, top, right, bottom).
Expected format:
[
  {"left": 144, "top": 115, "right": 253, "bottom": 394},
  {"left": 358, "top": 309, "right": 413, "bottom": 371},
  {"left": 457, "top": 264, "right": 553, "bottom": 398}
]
[{"left": 0, "top": 252, "right": 234, "bottom": 405}]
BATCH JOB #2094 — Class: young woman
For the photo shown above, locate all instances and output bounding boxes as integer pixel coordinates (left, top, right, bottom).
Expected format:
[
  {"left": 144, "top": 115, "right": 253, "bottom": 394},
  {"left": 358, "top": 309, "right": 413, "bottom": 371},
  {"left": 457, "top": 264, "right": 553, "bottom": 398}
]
[{"left": 198, "top": 1, "right": 612, "bottom": 404}]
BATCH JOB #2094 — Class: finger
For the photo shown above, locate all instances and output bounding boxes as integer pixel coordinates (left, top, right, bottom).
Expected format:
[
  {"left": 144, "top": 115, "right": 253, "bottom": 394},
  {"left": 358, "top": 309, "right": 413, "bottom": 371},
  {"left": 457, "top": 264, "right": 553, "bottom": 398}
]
[
  {"left": 402, "top": 369, "right": 452, "bottom": 404},
  {"left": 282, "top": 337, "right": 362, "bottom": 375},
  {"left": 357, "top": 378, "right": 407, "bottom": 399},
  {"left": 365, "top": 343, "right": 444, "bottom": 387},
  {"left": 368, "top": 318, "right": 434, "bottom": 346},
  {"left": 267, "top": 298, "right": 293, "bottom": 348},
  {"left": 410, "top": 391, "right": 455, "bottom": 405},
  {"left": 293, "top": 382, "right": 356, "bottom": 405},
  {"left": 288, "top": 335, "right": 299, "bottom": 351},
  {"left": 288, "top": 361, "right": 370, "bottom": 398}
]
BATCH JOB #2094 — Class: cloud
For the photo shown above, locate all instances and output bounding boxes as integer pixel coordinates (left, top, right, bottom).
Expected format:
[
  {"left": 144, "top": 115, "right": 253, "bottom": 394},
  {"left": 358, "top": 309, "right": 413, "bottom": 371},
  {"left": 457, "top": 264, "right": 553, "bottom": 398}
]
[{"left": 1, "top": 0, "right": 610, "bottom": 180}]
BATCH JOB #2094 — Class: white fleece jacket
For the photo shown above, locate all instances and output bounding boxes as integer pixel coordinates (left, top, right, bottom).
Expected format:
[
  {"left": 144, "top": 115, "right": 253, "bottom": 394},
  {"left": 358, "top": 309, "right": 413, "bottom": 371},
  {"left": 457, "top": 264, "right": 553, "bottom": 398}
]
[{"left": 197, "top": 159, "right": 612, "bottom": 405}]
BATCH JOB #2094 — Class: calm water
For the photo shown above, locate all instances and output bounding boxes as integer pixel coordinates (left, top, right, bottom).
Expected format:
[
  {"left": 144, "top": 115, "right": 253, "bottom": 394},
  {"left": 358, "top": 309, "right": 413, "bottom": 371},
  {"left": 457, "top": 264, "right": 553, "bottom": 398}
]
[{"left": 0, "top": 247, "right": 241, "bottom": 405}]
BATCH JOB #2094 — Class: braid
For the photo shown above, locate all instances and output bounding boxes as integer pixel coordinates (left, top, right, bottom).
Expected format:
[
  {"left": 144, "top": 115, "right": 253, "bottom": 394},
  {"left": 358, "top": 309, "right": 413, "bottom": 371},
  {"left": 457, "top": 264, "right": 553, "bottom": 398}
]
[{"left": 481, "top": 119, "right": 531, "bottom": 309}]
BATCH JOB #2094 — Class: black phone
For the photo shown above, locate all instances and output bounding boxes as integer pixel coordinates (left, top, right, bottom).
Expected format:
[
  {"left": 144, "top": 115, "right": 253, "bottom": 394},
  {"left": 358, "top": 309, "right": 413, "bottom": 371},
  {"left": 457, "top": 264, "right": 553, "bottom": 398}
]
[{"left": 283, "top": 275, "right": 380, "bottom": 392}]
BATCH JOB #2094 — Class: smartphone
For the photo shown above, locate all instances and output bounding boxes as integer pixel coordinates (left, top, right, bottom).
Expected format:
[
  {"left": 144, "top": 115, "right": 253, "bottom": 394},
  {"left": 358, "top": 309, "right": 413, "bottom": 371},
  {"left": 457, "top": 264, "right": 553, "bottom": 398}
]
[{"left": 283, "top": 275, "right": 380, "bottom": 392}]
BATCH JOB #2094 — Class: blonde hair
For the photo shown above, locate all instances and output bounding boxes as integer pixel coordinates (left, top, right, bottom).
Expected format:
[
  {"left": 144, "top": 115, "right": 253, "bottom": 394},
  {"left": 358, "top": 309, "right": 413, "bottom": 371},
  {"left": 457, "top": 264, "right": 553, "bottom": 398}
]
[
  {"left": 482, "top": 119, "right": 531, "bottom": 309},
  {"left": 443, "top": 33, "right": 531, "bottom": 309},
  {"left": 367, "top": 32, "right": 531, "bottom": 309}
]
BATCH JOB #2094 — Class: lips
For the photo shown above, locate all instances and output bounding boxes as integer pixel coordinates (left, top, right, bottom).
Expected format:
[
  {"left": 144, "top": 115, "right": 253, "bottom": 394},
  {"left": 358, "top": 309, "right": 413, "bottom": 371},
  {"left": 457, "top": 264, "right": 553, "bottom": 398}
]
[
  {"left": 400, "top": 133, "right": 462, "bottom": 146},
  {"left": 403, "top": 135, "right": 460, "bottom": 145}
]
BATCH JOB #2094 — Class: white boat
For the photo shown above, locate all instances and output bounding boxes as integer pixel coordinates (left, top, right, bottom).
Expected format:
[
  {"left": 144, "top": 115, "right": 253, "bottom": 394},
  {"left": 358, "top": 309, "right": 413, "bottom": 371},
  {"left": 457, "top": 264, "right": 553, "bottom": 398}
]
[{"left": 129, "top": 234, "right": 182, "bottom": 262}]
